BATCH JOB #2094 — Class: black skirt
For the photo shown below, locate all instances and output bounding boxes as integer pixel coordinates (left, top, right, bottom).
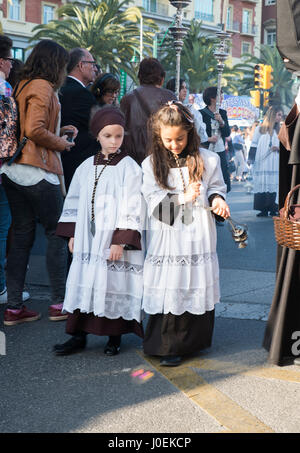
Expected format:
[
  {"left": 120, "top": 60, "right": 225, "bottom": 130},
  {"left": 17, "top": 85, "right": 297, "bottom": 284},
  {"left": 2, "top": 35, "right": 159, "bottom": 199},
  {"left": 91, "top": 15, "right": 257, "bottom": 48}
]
[
  {"left": 143, "top": 310, "right": 215, "bottom": 357},
  {"left": 253, "top": 192, "right": 277, "bottom": 213}
]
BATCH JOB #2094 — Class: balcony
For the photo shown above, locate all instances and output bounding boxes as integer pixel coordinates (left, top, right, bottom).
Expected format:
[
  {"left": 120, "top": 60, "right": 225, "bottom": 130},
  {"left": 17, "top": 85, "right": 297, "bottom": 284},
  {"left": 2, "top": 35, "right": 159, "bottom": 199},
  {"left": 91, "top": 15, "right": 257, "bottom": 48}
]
[
  {"left": 226, "top": 20, "right": 240, "bottom": 33},
  {"left": 195, "top": 11, "right": 214, "bottom": 22},
  {"left": 241, "top": 22, "right": 258, "bottom": 35},
  {"left": 142, "top": 0, "right": 169, "bottom": 16}
]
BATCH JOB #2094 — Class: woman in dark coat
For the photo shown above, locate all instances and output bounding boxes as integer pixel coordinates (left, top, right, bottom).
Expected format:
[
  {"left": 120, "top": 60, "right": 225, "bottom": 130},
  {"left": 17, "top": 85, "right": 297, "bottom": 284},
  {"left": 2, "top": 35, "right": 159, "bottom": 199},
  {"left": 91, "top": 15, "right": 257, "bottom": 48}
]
[{"left": 263, "top": 103, "right": 300, "bottom": 366}]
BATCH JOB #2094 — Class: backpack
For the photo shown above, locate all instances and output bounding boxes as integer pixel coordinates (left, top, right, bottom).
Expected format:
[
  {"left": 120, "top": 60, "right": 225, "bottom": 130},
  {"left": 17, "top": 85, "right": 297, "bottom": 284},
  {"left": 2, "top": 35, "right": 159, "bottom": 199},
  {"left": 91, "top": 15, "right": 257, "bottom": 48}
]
[{"left": 0, "top": 80, "right": 32, "bottom": 165}]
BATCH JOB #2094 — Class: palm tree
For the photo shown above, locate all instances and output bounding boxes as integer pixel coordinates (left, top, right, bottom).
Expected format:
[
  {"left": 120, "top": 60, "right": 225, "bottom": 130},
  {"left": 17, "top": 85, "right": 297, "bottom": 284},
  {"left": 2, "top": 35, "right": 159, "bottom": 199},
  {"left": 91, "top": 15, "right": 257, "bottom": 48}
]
[
  {"left": 161, "top": 20, "right": 244, "bottom": 95},
  {"left": 30, "top": 0, "right": 157, "bottom": 81},
  {"left": 255, "top": 45, "right": 295, "bottom": 109}
]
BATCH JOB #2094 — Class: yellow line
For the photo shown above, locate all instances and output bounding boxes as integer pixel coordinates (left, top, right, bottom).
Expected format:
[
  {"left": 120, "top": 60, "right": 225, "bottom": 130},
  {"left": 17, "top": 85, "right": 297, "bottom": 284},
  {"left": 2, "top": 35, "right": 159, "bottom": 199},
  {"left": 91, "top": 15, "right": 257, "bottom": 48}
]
[{"left": 138, "top": 353, "right": 274, "bottom": 433}]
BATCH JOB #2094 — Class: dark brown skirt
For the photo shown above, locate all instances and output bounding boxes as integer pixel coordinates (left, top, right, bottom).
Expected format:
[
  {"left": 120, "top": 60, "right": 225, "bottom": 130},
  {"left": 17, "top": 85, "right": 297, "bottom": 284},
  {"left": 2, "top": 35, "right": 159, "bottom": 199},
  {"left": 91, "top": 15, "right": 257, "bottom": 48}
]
[
  {"left": 143, "top": 310, "right": 215, "bottom": 357},
  {"left": 65, "top": 310, "right": 144, "bottom": 338},
  {"left": 253, "top": 192, "right": 277, "bottom": 213}
]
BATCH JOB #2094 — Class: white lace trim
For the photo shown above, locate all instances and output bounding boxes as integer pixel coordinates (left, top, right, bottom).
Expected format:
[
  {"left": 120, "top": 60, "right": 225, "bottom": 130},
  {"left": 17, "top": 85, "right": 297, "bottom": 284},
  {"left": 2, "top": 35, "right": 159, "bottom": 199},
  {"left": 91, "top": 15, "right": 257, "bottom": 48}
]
[
  {"left": 145, "top": 252, "right": 218, "bottom": 266},
  {"left": 142, "top": 285, "right": 219, "bottom": 316},
  {"left": 63, "top": 288, "right": 143, "bottom": 321}
]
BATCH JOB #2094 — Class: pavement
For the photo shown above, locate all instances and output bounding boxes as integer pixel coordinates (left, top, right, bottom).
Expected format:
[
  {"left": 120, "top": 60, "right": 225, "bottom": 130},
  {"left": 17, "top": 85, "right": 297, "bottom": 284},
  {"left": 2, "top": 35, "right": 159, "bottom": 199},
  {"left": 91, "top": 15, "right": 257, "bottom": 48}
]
[{"left": 0, "top": 180, "right": 299, "bottom": 436}]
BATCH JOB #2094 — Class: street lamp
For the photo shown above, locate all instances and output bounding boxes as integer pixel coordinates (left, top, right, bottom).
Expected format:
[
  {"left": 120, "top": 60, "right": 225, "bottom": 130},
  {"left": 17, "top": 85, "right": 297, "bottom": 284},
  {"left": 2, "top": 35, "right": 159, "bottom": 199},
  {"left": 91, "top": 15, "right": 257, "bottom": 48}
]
[
  {"left": 168, "top": 0, "right": 191, "bottom": 98},
  {"left": 213, "top": 30, "right": 231, "bottom": 113}
]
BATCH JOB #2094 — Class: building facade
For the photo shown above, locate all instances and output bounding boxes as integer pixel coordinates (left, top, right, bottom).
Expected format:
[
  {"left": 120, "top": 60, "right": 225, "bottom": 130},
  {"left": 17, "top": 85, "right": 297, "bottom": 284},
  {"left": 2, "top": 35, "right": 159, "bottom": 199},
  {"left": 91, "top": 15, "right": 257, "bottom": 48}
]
[
  {"left": 224, "top": 0, "right": 262, "bottom": 64},
  {"left": 0, "top": 0, "right": 263, "bottom": 64},
  {"left": 0, "top": 0, "right": 64, "bottom": 60},
  {"left": 261, "top": 0, "right": 276, "bottom": 46}
]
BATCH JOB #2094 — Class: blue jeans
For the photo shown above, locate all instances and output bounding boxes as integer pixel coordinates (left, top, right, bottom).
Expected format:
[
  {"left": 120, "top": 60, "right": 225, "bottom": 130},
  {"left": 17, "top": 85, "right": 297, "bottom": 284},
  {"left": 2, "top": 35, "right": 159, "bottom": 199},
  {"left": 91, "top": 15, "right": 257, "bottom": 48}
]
[
  {"left": 0, "top": 184, "right": 11, "bottom": 293},
  {"left": 2, "top": 175, "right": 67, "bottom": 309}
]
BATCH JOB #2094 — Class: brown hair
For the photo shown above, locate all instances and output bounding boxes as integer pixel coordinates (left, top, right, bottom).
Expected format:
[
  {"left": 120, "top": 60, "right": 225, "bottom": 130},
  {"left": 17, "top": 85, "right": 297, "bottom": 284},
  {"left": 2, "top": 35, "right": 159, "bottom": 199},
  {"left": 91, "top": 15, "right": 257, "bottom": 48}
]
[
  {"left": 91, "top": 73, "right": 120, "bottom": 104},
  {"left": 19, "top": 40, "right": 69, "bottom": 90},
  {"left": 148, "top": 102, "right": 204, "bottom": 190},
  {"left": 260, "top": 105, "right": 283, "bottom": 135},
  {"left": 138, "top": 58, "right": 165, "bottom": 86}
]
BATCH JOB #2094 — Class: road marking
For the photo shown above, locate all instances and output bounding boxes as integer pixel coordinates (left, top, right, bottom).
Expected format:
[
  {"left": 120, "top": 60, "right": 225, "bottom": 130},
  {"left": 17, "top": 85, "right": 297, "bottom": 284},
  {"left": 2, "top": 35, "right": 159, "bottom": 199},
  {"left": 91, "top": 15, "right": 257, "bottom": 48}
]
[{"left": 139, "top": 353, "right": 274, "bottom": 433}]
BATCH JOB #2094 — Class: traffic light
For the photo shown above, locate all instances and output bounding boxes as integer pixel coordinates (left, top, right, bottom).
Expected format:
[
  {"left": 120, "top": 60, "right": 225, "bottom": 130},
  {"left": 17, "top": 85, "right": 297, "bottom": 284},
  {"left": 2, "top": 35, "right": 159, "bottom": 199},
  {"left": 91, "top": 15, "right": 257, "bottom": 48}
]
[
  {"left": 254, "top": 64, "right": 264, "bottom": 89},
  {"left": 262, "top": 64, "right": 273, "bottom": 90},
  {"left": 263, "top": 90, "right": 269, "bottom": 108},
  {"left": 250, "top": 90, "right": 260, "bottom": 108}
]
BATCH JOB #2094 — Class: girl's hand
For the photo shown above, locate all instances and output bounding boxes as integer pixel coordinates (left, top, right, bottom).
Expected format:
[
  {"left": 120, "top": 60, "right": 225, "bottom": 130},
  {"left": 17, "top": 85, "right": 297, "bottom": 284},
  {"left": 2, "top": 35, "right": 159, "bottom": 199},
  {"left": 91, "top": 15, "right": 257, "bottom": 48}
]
[
  {"left": 108, "top": 245, "right": 124, "bottom": 261},
  {"left": 184, "top": 182, "right": 201, "bottom": 203},
  {"left": 212, "top": 197, "right": 230, "bottom": 219},
  {"left": 68, "top": 237, "right": 74, "bottom": 253}
]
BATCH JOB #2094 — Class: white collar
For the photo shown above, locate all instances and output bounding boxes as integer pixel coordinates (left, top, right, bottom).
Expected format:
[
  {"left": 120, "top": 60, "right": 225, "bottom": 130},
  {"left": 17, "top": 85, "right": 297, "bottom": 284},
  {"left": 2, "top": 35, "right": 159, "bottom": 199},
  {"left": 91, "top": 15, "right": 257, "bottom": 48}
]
[{"left": 68, "top": 75, "right": 86, "bottom": 88}]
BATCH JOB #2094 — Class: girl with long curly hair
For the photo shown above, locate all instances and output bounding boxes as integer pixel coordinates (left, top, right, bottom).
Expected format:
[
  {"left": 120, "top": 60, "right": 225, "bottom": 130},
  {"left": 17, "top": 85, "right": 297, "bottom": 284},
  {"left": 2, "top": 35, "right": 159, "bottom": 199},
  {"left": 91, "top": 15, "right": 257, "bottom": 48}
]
[{"left": 141, "top": 101, "right": 230, "bottom": 366}]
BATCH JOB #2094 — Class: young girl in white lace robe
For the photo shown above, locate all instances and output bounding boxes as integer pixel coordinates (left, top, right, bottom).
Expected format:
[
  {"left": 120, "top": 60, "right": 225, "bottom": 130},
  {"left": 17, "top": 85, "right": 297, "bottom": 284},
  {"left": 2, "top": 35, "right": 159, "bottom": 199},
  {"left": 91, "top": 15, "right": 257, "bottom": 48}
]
[
  {"left": 142, "top": 101, "right": 230, "bottom": 366},
  {"left": 53, "top": 106, "right": 144, "bottom": 356}
]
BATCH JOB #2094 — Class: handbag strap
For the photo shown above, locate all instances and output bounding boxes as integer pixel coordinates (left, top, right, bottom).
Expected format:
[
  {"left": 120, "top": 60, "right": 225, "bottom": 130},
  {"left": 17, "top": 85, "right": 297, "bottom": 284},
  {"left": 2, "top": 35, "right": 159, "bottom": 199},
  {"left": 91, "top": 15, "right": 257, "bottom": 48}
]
[
  {"left": 283, "top": 184, "right": 300, "bottom": 218},
  {"left": 134, "top": 88, "right": 152, "bottom": 118},
  {"left": 12, "top": 79, "right": 33, "bottom": 99}
]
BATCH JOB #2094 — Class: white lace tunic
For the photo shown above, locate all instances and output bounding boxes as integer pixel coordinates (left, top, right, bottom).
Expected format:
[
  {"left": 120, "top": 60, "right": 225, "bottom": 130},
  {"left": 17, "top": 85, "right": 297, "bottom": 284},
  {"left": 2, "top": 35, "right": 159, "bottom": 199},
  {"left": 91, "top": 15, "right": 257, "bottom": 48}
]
[
  {"left": 59, "top": 155, "right": 144, "bottom": 322},
  {"left": 251, "top": 127, "right": 279, "bottom": 198},
  {"left": 141, "top": 148, "right": 227, "bottom": 316}
]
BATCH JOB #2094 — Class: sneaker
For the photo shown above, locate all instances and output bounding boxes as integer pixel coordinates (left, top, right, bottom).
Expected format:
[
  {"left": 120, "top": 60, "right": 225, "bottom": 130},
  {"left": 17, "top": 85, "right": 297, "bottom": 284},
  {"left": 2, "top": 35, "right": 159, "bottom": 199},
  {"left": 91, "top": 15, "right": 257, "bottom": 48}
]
[
  {"left": 4, "top": 306, "right": 41, "bottom": 326},
  {"left": 48, "top": 303, "right": 68, "bottom": 321},
  {"left": 0, "top": 287, "right": 30, "bottom": 305}
]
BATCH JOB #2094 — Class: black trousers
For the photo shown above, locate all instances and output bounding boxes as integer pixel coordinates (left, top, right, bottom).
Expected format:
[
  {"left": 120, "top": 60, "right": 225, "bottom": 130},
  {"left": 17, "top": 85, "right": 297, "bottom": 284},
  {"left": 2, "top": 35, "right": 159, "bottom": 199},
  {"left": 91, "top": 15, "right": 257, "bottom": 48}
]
[
  {"left": 2, "top": 175, "right": 67, "bottom": 309},
  {"left": 218, "top": 150, "right": 231, "bottom": 193}
]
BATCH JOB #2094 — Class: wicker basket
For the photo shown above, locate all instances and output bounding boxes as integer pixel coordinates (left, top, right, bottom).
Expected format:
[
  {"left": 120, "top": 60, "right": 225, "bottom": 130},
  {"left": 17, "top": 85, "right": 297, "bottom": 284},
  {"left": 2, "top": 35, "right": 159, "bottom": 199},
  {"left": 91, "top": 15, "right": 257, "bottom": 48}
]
[{"left": 273, "top": 184, "right": 300, "bottom": 250}]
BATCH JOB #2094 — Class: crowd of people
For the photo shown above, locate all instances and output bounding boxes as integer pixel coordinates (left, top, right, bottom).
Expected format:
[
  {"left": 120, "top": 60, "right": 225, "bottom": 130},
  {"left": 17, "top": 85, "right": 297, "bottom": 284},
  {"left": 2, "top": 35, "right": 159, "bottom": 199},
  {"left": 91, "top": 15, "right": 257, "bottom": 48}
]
[{"left": 0, "top": 34, "right": 298, "bottom": 367}]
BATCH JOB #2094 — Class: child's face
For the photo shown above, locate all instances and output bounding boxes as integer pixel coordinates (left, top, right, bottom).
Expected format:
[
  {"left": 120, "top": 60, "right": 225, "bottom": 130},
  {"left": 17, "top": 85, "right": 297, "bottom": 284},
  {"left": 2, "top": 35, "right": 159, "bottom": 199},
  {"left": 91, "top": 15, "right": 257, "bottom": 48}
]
[
  {"left": 97, "top": 124, "right": 124, "bottom": 154},
  {"left": 160, "top": 125, "right": 188, "bottom": 155}
]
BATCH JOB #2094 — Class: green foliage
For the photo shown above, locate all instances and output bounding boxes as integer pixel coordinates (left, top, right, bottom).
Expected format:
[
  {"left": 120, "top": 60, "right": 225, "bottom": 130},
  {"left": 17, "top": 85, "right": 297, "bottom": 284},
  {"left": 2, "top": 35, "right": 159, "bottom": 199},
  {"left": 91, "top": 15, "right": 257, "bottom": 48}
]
[
  {"left": 30, "top": 0, "right": 158, "bottom": 81},
  {"left": 161, "top": 20, "right": 241, "bottom": 94},
  {"left": 250, "top": 45, "right": 295, "bottom": 109}
]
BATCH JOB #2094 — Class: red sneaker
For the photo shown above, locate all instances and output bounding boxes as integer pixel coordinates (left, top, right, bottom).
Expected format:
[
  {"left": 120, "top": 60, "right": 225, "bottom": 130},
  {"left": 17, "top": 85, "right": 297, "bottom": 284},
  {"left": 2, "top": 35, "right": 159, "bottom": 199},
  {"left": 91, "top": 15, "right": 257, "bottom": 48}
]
[
  {"left": 48, "top": 303, "right": 68, "bottom": 321},
  {"left": 4, "top": 306, "right": 41, "bottom": 326}
]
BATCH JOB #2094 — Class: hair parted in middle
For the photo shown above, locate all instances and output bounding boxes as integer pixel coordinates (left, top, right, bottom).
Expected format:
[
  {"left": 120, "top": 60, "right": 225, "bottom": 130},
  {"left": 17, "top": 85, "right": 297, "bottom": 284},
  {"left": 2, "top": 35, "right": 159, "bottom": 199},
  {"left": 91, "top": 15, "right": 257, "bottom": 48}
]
[
  {"left": 259, "top": 105, "right": 283, "bottom": 135},
  {"left": 148, "top": 101, "right": 204, "bottom": 190}
]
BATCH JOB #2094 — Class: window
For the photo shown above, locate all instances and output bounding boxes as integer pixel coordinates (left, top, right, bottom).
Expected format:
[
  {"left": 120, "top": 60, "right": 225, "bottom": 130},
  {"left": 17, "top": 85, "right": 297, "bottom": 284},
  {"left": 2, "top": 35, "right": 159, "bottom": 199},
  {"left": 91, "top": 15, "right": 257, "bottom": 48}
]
[
  {"left": 195, "top": 0, "right": 214, "bottom": 22},
  {"left": 242, "top": 9, "right": 252, "bottom": 34},
  {"left": 12, "top": 47, "right": 25, "bottom": 61},
  {"left": 265, "top": 0, "right": 276, "bottom": 5},
  {"left": 266, "top": 28, "right": 276, "bottom": 46},
  {"left": 43, "top": 5, "right": 55, "bottom": 24},
  {"left": 226, "top": 6, "right": 233, "bottom": 29},
  {"left": 241, "top": 42, "right": 251, "bottom": 55},
  {"left": 9, "top": 0, "right": 21, "bottom": 21}
]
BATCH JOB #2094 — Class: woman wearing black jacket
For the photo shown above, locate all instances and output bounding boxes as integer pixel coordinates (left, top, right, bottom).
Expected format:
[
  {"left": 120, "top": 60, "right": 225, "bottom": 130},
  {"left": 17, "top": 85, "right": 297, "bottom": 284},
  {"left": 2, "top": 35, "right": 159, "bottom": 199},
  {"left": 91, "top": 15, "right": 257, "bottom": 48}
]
[{"left": 200, "top": 87, "right": 231, "bottom": 193}]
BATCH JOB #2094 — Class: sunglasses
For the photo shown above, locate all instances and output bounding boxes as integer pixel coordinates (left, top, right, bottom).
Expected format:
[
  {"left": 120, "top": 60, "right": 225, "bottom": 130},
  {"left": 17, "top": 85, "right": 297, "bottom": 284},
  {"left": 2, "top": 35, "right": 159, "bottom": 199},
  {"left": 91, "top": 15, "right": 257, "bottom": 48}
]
[
  {"left": 80, "top": 60, "right": 97, "bottom": 67},
  {"left": 2, "top": 57, "right": 14, "bottom": 63}
]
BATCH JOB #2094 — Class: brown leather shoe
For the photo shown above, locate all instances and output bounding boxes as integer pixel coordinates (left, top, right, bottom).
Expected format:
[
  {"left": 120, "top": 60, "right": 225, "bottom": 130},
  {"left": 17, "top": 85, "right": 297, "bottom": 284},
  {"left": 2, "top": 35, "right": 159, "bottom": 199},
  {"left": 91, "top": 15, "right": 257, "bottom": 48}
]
[
  {"left": 48, "top": 303, "right": 68, "bottom": 321},
  {"left": 4, "top": 306, "right": 41, "bottom": 326}
]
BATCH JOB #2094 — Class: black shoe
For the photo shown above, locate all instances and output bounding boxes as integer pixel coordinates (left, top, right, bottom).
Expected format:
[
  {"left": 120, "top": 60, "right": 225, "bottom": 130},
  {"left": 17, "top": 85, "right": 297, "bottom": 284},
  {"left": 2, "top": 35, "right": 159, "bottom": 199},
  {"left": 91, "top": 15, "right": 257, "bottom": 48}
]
[
  {"left": 160, "top": 356, "right": 182, "bottom": 367},
  {"left": 256, "top": 211, "right": 268, "bottom": 217},
  {"left": 53, "top": 335, "right": 86, "bottom": 356},
  {"left": 104, "top": 342, "right": 121, "bottom": 356}
]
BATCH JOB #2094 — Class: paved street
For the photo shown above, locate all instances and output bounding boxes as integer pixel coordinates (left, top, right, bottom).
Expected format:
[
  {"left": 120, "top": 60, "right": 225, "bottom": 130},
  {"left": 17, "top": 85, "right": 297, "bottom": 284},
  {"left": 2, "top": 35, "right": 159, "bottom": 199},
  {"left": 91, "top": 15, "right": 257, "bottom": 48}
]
[{"left": 1, "top": 180, "right": 300, "bottom": 435}]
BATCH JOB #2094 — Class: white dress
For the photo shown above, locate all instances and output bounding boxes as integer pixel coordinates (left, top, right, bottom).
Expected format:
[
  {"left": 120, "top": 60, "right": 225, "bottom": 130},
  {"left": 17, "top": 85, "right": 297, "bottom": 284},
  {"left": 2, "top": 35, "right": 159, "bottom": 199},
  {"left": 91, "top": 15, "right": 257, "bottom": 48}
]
[
  {"left": 141, "top": 148, "right": 227, "bottom": 317},
  {"left": 252, "top": 126, "right": 279, "bottom": 199},
  {"left": 58, "top": 154, "right": 144, "bottom": 322}
]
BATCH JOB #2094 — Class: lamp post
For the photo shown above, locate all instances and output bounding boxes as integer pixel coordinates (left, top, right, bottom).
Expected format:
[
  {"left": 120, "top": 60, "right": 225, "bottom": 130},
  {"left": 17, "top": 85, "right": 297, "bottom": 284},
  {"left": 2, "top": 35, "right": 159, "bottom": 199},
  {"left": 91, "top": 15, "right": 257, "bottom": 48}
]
[
  {"left": 213, "top": 30, "right": 231, "bottom": 113},
  {"left": 168, "top": 0, "right": 191, "bottom": 99}
]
